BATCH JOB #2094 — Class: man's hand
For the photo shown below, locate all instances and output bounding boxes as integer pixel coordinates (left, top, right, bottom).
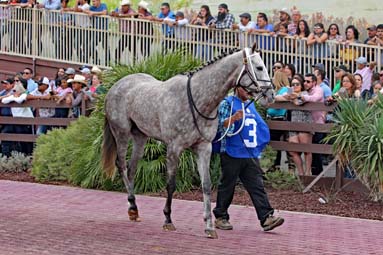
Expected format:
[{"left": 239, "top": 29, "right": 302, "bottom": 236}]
[{"left": 233, "top": 110, "right": 244, "bottom": 121}]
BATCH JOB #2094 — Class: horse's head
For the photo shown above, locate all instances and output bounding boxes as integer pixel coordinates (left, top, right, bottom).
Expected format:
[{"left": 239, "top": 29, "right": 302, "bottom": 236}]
[{"left": 235, "top": 47, "right": 274, "bottom": 105}]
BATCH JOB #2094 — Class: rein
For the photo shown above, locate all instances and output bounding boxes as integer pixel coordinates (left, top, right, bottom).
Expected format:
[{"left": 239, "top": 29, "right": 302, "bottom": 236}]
[
  {"left": 187, "top": 49, "right": 274, "bottom": 142},
  {"left": 187, "top": 74, "right": 219, "bottom": 140}
]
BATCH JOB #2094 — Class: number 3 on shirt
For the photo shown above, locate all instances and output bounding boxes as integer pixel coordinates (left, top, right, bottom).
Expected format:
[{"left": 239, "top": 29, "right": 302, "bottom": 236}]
[{"left": 244, "top": 118, "right": 257, "bottom": 148}]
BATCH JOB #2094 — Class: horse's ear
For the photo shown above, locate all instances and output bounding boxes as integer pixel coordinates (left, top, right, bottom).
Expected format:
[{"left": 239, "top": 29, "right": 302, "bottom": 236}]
[
  {"left": 251, "top": 43, "right": 257, "bottom": 53},
  {"left": 242, "top": 48, "right": 247, "bottom": 58}
]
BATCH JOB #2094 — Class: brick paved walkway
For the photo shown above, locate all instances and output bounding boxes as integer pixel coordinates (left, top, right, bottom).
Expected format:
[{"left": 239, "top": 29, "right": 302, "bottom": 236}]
[{"left": 0, "top": 180, "right": 382, "bottom": 255}]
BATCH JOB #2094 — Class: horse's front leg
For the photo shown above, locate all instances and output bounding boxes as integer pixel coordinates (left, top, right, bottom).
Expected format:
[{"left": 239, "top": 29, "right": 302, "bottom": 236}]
[
  {"left": 193, "top": 142, "right": 218, "bottom": 239},
  {"left": 163, "top": 145, "right": 181, "bottom": 231}
]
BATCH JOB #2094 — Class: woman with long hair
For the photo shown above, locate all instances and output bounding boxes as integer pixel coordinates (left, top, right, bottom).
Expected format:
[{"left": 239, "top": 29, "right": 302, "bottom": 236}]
[
  {"left": 266, "top": 70, "right": 290, "bottom": 172},
  {"left": 295, "top": 20, "right": 310, "bottom": 39},
  {"left": 275, "top": 74, "right": 313, "bottom": 175},
  {"left": 191, "top": 5, "right": 214, "bottom": 60}
]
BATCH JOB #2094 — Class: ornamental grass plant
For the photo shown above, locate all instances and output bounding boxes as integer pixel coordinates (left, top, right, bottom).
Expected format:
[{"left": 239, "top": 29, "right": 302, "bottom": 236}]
[{"left": 325, "top": 95, "right": 383, "bottom": 201}]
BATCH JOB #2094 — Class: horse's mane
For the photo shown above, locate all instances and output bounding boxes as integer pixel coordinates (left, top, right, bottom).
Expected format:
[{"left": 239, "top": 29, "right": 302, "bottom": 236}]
[{"left": 184, "top": 48, "right": 241, "bottom": 77}]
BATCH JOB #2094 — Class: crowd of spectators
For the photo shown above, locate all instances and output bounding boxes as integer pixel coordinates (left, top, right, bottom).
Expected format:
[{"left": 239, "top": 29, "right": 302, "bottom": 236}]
[
  {"left": 267, "top": 59, "right": 383, "bottom": 176},
  {"left": 0, "top": 1, "right": 382, "bottom": 65},
  {"left": 0, "top": 65, "right": 105, "bottom": 156}
]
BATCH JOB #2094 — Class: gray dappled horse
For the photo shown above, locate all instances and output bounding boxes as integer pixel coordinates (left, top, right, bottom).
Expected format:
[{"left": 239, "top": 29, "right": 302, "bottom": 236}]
[{"left": 101, "top": 47, "right": 273, "bottom": 239}]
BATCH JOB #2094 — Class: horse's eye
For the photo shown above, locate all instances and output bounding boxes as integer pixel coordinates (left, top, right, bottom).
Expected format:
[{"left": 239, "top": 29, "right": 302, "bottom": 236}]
[{"left": 256, "top": 66, "right": 263, "bottom": 71}]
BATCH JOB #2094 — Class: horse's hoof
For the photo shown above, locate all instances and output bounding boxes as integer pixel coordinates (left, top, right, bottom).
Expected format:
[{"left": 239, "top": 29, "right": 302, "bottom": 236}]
[
  {"left": 128, "top": 209, "right": 141, "bottom": 222},
  {"left": 163, "top": 223, "right": 176, "bottom": 231},
  {"left": 205, "top": 229, "right": 218, "bottom": 239}
]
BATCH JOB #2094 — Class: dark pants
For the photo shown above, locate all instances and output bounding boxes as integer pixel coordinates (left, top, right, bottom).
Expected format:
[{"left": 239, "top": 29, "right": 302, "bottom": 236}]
[
  {"left": 213, "top": 153, "right": 274, "bottom": 223},
  {"left": 312, "top": 132, "right": 324, "bottom": 175}
]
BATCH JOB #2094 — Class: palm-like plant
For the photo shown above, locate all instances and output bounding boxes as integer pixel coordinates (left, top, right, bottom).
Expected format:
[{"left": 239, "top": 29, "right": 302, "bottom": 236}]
[{"left": 325, "top": 95, "right": 383, "bottom": 201}]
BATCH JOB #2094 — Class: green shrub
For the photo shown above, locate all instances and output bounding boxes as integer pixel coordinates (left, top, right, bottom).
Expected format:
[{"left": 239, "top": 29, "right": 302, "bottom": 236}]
[
  {"left": 0, "top": 152, "right": 32, "bottom": 173},
  {"left": 325, "top": 96, "right": 383, "bottom": 201}
]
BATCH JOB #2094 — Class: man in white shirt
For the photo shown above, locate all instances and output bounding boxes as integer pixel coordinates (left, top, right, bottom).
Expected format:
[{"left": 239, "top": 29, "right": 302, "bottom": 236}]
[
  {"left": 354, "top": 56, "right": 376, "bottom": 94},
  {"left": 166, "top": 11, "right": 189, "bottom": 40},
  {"left": 232, "top": 13, "right": 256, "bottom": 48},
  {"left": 27, "top": 77, "right": 55, "bottom": 135}
]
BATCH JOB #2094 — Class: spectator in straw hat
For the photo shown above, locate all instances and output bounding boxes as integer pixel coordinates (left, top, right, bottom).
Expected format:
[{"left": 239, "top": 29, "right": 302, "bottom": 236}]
[
  {"left": 364, "top": 25, "right": 377, "bottom": 44},
  {"left": 274, "top": 7, "right": 291, "bottom": 33},
  {"left": 136, "top": 1, "right": 153, "bottom": 57},
  {"left": 69, "top": 74, "right": 88, "bottom": 118},
  {"left": 137, "top": 0, "right": 152, "bottom": 19},
  {"left": 91, "top": 66, "right": 102, "bottom": 75},
  {"left": 111, "top": 0, "right": 137, "bottom": 63}
]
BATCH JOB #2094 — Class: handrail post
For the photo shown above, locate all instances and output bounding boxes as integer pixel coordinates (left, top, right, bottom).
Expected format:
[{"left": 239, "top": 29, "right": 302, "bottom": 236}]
[{"left": 31, "top": 7, "right": 37, "bottom": 58}]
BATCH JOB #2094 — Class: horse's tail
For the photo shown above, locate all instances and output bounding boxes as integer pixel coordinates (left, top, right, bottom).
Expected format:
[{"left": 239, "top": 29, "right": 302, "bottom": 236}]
[{"left": 101, "top": 117, "right": 117, "bottom": 177}]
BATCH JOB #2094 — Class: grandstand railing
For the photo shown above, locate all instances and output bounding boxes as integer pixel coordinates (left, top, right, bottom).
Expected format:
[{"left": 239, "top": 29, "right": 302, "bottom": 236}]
[{"left": 0, "top": 6, "right": 382, "bottom": 84}]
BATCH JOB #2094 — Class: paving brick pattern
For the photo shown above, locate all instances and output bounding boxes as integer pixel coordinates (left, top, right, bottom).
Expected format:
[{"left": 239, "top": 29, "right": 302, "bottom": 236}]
[{"left": 0, "top": 180, "right": 382, "bottom": 255}]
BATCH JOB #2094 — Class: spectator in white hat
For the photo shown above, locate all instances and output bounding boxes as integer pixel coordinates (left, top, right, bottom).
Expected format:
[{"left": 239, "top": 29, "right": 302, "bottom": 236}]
[
  {"left": 80, "top": 67, "right": 92, "bottom": 87},
  {"left": 137, "top": 0, "right": 152, "bottom": 19},
  {"left": 111, "top": 0, "right": 137, "bottom": 63},
  {"left": 65, "top": 67, "right": 76, "bottom": 79},
  {"left": 27, "top": 77, "right": 55, "bottom": 135},
  {"left": 274, "top": 7, "right": 291, "bottom": 33},
  {"left": 354, "top": 56, "right": 376, "bottom": 93}
]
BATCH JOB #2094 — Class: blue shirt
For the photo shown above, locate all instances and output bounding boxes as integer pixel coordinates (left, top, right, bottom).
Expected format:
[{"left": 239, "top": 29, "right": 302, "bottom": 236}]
[
  {"left": 90, "top": 3, "right": 107, "bottom": 12},
  {"left": 27, "top": 79, "right": 37, "bottom": 93},
  {"left": 43, "top": 0, "right": 61, "bottom": 10},
  {"left": 90, "top": 3, "right": 108, "bottom": 29},
  {"left": 254, "top": 24, "right": 275, "bottom": 50},
  {"left": 158, "top": 11, "right": 175, "bottom": 36},
  {"left": 215, "top": 96, "right": 270, "bottom": 158},
  {"left": 267, "top": 87, "right": 288, "bottom": 118},
  {"left": 320, "top": 82, "right": 332, "bottom": 99}
]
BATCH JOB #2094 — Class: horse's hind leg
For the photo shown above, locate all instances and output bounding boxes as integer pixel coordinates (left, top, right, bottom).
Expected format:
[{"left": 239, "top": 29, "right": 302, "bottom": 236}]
[
  {"left": 163, "top": 144, "right": 181, "bottom": 231},
  {"left": 115, "top": 129, "right": 146, "bottom": 222},
  {"left": 193, "top": 142, "right": 218, "bottom": 239},
  {"left": 127, "top": 131, "right": 147, "bottom": 221}
]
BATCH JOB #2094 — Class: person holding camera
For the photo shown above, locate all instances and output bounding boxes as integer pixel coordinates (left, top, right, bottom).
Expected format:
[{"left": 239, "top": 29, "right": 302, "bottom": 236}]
[
  {"left": 27, "top": 77, "right": 55, "bottom": 135},
  {"left": 190, "top": 5, "right": 214, "bottom": 60},
  {"left": 274, "top": 74, "right": 313, "bottom": 175}
]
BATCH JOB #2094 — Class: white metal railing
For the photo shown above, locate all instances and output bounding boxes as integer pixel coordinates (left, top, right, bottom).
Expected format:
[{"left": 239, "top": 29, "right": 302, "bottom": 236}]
[{"left": 0, "top": 6, "right": 382, "bottom": 85}]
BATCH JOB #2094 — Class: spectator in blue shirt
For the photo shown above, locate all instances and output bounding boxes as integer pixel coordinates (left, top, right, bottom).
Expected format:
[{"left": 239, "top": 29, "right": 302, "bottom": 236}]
[
  {"left": 37, "top": 0, "right": 61, "bottom": 10},
  {"left": 22, "top": 68, "right": 37, "bottom": 93},
  {"left": 315, "top": 69, "right": 332, "bottom": 100},
  {"left": 153, "top": 2, "right": 175, "bottom": 37},
  {"left": 253, "top": 13, "right": 274, "bottom": 50}
]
